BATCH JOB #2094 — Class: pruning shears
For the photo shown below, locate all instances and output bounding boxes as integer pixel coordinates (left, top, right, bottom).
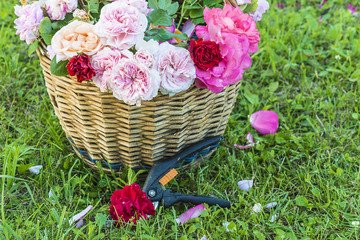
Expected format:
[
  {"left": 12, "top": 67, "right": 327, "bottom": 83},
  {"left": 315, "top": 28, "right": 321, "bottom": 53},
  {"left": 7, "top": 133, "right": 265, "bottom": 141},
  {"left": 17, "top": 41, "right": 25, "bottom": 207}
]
[{"left": 142, "top": 136, "right": 231, "bottom": 209}]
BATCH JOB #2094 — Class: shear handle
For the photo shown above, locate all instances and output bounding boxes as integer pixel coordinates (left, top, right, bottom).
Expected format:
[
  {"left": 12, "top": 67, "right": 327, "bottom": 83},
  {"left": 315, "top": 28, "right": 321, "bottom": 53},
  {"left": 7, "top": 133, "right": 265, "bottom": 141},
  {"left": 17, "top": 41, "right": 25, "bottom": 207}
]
[
  {"left": 161, "top": 190, "right": 231, "bottom": 208},
  {"left": 143, "top": 136, "right": 222, "bottom": 193}
]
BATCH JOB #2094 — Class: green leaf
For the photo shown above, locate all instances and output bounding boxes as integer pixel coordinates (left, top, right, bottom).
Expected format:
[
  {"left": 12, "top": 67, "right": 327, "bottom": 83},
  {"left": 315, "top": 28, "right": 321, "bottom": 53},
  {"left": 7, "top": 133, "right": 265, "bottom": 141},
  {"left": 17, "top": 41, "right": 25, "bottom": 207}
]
[
  {"left": 167, "top": 2, "right": 179, "bottom": 15},
  {"left": 192, "top": 17, "right": 206, "bottom": 25},
  {"left": 39, "top": 17, "right": 53, "bottom": 45},
  {"left": 147, "top": 9, "right": 173, "bottom": 27},
  {"left": 145, "top": 28, "right": 188, "bottom": 42},
  {"left": 244, "top": 0, "right": 258, "bottom": 13},
  {"left": 89, "top": 0, "right": 99, "bottom": 13},
  {"left": 295, "top": 195, "right": 312, "bottom": 209},
  {"left": 50, "top": 57, "right": 69, "bottom": 77},
  {"left": 148, "top": 0, "right": 158, "bottom": 9},
  {"left": 190, "top": 9, "right": 204, "bottom": 18},
  {"left": 95, "top": 213, "right": 107, "bottom": 230},
  {"left": 254, "top": 230, "right": 266, "bottom": 240},
  {"left": 28, "top": 40, "right": 39, "bottom": 57},
  {"left": 39, "top": 17, "right": 52, "bottom": 35},
  {"left": 17, "top": 164, "right": 34, "bottom": 174},
  {"left": 269, "top": 82, "right": 279, "bottom": 92},
  {"left": 244, "top": 90, "right": 259, "bottom": 105},
  {"left": 158, "top": 0, "right": 171, "bottom": 10}
]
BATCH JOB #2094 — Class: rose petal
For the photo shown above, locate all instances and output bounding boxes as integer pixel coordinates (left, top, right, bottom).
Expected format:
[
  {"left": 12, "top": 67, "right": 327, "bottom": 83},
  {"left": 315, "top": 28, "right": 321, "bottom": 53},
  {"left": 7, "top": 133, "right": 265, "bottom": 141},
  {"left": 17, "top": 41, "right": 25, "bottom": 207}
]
[
  {"left": 252, "top": 203, "right": 262, "bottom": 213},
  {"left": 200, "top": 236, "right": 207, "bottom": 240},
  {"left": 49, "top": 189, "right": 55, "bottom": 204},
  {"left": 265, "top": 202, "right": 278, "bottom": 209},
  {"left": 69, "top": 205, "right": 93, "bottom": 225},
  {"left": 176, "top": 204, "right": 206, "bottom": 224},
  {"left": 223, "top": 221, "right": 230, "bottom": 232},
  {"left": 237, "top": 180, "right": 253, "bottom": 192},
  {"left": 270, "top": 214, "right": 278, "bottom": 223},
  {"left": 250, "top": 110, "right": 279, "bottom": 135},
  {"left": 352, "top": 221, "right": 360, "bottom": 227},
  {"left": 234, "top": 132, "right": 256, "bottom": 149},
  {"left": 182, "top": 20, "right": 196, "bottom": 38},
  {"left": 75, "top": 219, "right": 84, "bottom": 228},
  {"left": 28, "top": 165, "right": 43, "bottom": 174}
]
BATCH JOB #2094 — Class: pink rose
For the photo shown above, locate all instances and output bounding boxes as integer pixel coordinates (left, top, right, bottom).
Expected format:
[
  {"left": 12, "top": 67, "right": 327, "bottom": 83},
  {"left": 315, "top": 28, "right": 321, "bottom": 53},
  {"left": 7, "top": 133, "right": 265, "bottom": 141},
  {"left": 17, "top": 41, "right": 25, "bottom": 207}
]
[
  {"left": 14, "top": 2, "right": 44, "bottom": 44},
  {"left": 135, "top": 49, "right": 154, "bottom": 67},
  {"left": 194, "top": 5, "right": 257, "bottom": 93},
  {"left": 109, "top": 0, "right": 149, "bottom": 14},
  {"left": 42, "top": 0, "right": 78, "bottom": 21},
  {"left": 154, "top": 42, "right": 196, "bottom": 95},
  {"left": 51, "top": 20, "right": 103, "bottom": 62},
  {"left": 197, "top": 4, "right": 260, "bottom": 53},
  {"left": 110, "top": 59, "right": 160, "bottom": 105},
  {"left": 95, "top": 2, "right": 148, "bottom": 50},
  {"left": 91, "top": 47, "right": 133, "bottom": 92}
]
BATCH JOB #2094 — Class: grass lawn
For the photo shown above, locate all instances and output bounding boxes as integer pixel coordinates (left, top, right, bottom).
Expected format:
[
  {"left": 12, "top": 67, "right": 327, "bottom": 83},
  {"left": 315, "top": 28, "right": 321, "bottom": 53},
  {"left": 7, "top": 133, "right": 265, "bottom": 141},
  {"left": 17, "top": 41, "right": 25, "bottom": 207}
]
[{"left": 1, "top": 0, "right": 360, "bottom": 239}]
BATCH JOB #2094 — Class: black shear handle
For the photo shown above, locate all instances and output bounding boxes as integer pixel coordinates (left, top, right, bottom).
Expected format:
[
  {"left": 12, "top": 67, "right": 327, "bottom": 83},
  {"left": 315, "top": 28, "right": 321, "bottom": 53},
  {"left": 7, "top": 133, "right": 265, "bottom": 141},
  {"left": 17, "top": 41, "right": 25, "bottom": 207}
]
[{"left": 163, "top": 191, "right": 231, "bottom": 208}]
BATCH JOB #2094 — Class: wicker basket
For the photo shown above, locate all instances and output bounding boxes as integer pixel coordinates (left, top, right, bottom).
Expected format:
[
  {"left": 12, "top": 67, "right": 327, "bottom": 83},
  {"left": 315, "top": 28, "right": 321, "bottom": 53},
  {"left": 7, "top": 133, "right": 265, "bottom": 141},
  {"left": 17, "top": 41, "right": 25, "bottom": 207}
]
[{"left": 36, "top": 44, "right": 241, "bottom": 174}]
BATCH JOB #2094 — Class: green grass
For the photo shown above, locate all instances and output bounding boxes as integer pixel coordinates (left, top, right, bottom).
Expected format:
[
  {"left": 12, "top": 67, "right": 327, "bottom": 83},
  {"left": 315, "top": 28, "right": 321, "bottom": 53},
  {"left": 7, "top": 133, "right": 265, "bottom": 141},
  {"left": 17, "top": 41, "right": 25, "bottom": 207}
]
[{"left": 1, "top": 0, "right": 360, "bottom": 239}]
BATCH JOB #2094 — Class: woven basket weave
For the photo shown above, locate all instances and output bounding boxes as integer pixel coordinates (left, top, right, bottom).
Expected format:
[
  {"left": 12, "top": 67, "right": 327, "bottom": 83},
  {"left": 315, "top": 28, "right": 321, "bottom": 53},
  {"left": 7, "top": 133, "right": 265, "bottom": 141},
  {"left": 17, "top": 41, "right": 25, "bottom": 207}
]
[{"left": 36, "top": 44, "right": 241, "bottom": 173}]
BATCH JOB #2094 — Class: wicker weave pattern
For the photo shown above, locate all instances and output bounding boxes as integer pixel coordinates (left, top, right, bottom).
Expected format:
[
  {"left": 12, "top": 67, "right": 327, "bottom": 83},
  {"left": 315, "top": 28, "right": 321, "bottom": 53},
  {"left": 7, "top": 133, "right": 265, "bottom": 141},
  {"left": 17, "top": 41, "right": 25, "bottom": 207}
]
[{"left": 37, "top": 46, "right": 241, "bottom": 171}]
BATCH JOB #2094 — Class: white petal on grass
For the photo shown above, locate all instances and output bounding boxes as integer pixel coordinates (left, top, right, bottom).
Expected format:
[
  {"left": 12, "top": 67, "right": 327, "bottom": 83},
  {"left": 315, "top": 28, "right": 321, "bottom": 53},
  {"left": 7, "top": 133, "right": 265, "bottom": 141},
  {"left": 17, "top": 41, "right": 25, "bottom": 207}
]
[
  {"left": 252, "top": 203, "right": 263, "bottom": 213},
  {"left": 265, "top": 202, "right": 278, "bottom": 209},
  {"left": 352, "top": 221, "right": 360, "bottom": 227},
  {"left": 200, "top": 236, "right": 207, "bottom": 240},
  {"left": 69, "top": 205, "right": 93, "bottom": 225},
  {"left": 49, "top": 189, "right": 55, "bottom": 204},
  {"left": 223, "top": 221, "right": 230, "bottom": 232},
  {"left": 28, "top": 165, "right": 43, "bottom": 174},
  {"left": 237, "top": 180, "right": 253, "bottom": 192},
  {"left": 270, "top": 214, "right": 278, "bottom": 223}
]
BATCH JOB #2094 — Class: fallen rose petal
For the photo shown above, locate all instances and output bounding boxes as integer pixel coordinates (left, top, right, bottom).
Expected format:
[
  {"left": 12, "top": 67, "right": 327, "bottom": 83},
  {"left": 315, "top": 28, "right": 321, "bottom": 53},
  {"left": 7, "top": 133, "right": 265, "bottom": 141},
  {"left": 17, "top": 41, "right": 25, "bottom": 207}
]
[
  {"left": 76, "top": 219, "right": 84, "bottom": 228},
  {"left": 176, "top": 204, "right": 206, "bottom": 224},
  {"left": 265, "top": 202, "right": 278, "bottom": 209},
  {"left": 223, "top": 221, "right": 230, "bottom": 232},
  {"left": 237, "top": 180, "right": 253, "bottom": 192},
  {"left": 28, "top": 165, "right": 43, "bottom": 174},
  {"left": 69, "top": 205, "right": 93, "bottom": 225},
  {"left": 182, "top": 19, "right": 196, "bottom": 38},
  {"left": 348, "top": 5, "right": 359, "bottom": 17},
  {"left": 200, "top": 236, "right": 207, "bottom": 240},
  {"left": 252, "top": 203, "right": 262, "bottom": 213},
  {"left": 352, "top": 221, "right": 360, "bottom": 227},
  {"left": 270, "top": 214, "right": 278, "bottom": 222},
  {"left": 234, "top": 132, "right": 256, "bottom": 149},
  {"left": 49, "top": 189, "right": 55, "bottom": 204},
  {"left": 250, "top": 110, "right": 279, "bottom": 135}
]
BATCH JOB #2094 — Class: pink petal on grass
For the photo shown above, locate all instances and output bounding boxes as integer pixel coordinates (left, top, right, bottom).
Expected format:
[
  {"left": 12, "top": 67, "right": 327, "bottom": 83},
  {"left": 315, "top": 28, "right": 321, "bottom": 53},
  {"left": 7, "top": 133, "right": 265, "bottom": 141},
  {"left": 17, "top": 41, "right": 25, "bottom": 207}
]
[
  {"left": 182, "top": 19, "right": 196, "bottom": 38},
  {"left": 176, "top": 204, "right": 206, "bottom": 224},
  {"left": 250, "top": 110, "right": 279, "bottom": 135},
  {"left": 234, "top": 132, "right": 256, "bottom": 149},
  {"left": 69, "top": 205, "right": 93, "bottom": 225},
  {"left": 237, "top": 180, "right": 253, "bottom": 192}
]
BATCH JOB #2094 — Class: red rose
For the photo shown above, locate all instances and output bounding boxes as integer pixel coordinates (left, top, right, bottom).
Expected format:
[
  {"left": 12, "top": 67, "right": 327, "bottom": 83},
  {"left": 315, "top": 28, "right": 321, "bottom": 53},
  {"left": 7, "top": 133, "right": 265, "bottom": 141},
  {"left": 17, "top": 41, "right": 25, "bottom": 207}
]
[
  {"left": 66, "top": 55, "right": 95, "bottom": 83},
  {"left": 109, "top": 183, "right": 155, "bottom": 225},
  {"left": 189, "top": 38, "right": 222, "bottom": 71}
]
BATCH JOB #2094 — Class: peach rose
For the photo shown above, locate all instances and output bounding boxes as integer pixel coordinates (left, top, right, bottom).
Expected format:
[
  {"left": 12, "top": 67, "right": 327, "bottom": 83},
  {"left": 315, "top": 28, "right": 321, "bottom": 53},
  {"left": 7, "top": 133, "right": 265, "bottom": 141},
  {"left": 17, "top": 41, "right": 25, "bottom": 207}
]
[{"left": 51, "top": 20, "right": 103, "bottom": 62}]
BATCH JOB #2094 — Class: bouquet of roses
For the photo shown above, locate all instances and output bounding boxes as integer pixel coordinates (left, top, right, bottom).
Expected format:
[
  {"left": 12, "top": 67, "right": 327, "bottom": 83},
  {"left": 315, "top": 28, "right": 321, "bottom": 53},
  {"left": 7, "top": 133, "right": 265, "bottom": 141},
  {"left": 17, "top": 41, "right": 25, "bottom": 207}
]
[{"left": 14, "top": 0, "right": 269, "bottom": 106}]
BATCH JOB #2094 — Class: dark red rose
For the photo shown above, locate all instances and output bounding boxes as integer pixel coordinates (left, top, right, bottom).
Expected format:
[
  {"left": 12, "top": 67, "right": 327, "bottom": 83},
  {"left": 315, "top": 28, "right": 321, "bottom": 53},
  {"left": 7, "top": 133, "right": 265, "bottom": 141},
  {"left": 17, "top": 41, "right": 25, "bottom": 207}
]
[
  {"left": 66, "top": 55, "right": 95, "bottom": 83},
  {"left": 189, "top": 38, "right": 222, "bottom": 71},
  {"left": 109, "top": 183, "right": 155, "bottom": 225}
]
